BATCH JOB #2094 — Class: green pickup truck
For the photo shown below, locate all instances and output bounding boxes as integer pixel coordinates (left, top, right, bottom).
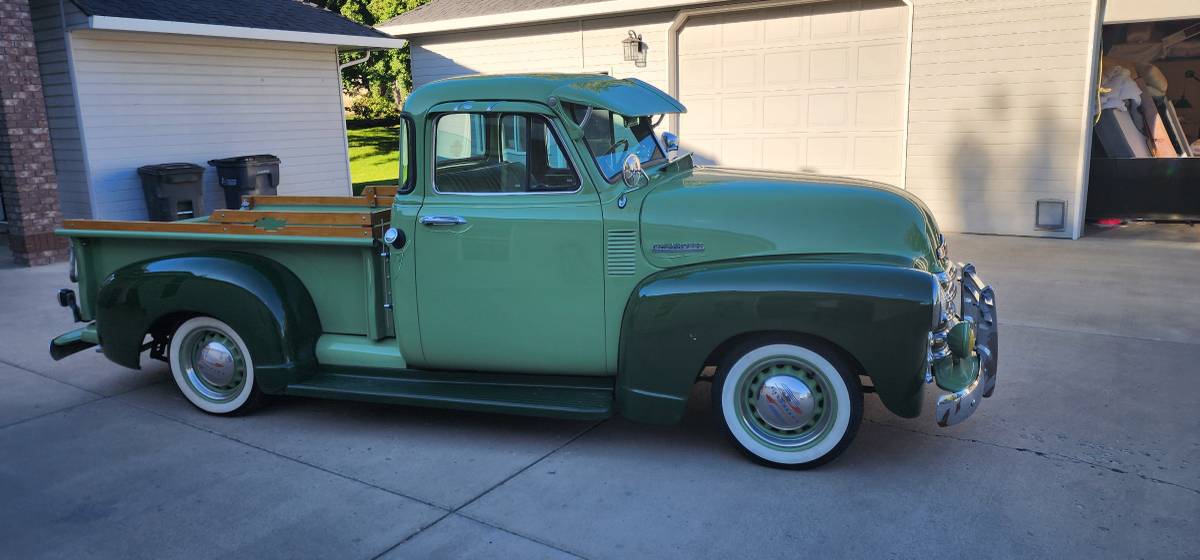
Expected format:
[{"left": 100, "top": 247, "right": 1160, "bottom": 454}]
[{"left": 51, "top": 74, "right": 997, "bottom": 468}]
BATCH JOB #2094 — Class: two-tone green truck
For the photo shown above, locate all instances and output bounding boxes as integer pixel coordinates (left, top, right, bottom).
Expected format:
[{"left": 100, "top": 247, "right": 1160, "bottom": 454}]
[{"left": 51, "top": 74, "right": 997, "bottom": 468}]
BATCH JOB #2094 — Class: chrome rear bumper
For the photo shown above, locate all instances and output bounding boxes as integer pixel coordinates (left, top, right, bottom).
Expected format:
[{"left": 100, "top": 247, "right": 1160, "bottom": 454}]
[{"left": 934, "top": 263, "right": 998, "bottom": 427}]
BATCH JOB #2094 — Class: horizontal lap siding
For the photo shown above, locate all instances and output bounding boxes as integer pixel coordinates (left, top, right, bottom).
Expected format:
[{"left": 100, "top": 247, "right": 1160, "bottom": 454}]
[
  {"left": 69, "top": 30, "right": 350, "bottom": 220},
  {"left": 30, "top": 0, "right": 90, "bottom": 218},
  {"left": 410, "top": 12, "right": 674, "bottom": 90},
  {"left": 905, "top": 0, "right": 1098, "bottom": 238},
  {"left": 411, "top": 22, "right": 585, "bottom": 87}
]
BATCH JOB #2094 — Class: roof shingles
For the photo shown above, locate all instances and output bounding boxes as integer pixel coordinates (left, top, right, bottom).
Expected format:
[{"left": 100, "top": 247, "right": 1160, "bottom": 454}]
[
  {"left": 70, "top": 0, "right": 391, "bottom": 39},
  {"left": 383, "top": 0, "right": 601, "bottom": 26}
]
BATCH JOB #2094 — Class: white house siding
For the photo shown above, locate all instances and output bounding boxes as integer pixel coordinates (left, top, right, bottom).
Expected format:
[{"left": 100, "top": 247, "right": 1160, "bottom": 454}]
[
  {"left": 581, "top": 11, "right": 676, "bottom": 88},
  {"left": 68, "top": 30, "right": 351, "bottom": 220},
  {"left": 903, "top": 0, "right": 1099, "bottom": 237},
  {"left": 30, "top": 0, "right": 91, "bottom": 218},
  {"left": 1105, "top": 0, "right": 1200, "bottom": 23},
  {"left": 411, "top": 21, "right": 585, "bottom": 85},
  {"left": 410, "top": 12, "right": 676, "bottom": 89}
]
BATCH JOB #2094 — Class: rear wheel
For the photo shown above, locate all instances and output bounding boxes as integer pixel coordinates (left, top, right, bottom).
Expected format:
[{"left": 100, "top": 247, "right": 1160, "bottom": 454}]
[
  {"left": 168, "top": 316, "right": 262, "bottom": 415},
  {"left": 713, "top": 338, "right": 862, "bottom": 468}
]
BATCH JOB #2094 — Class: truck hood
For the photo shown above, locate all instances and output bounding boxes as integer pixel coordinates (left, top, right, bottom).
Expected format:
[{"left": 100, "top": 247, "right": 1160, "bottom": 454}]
[{"left": 639, "top": 167, "right": 943, "bottom": 271}]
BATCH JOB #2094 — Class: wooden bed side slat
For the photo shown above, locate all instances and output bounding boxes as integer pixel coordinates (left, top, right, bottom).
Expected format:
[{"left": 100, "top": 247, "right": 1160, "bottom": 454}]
[
  {"left": 242, "top": 195, "right": 368, "bottom": 208},
  {"left": 210, "top": 209, "right": 390, "bottom": 226},
  {"left": 62, "top": 220, "right": 382, "bottom": 239},
  {"left": 242, "top": 186, "right": 399, "bottom": 210}
]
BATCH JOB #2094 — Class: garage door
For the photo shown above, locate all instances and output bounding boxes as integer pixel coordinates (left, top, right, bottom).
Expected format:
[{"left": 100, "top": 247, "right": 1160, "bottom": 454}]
[{"left": 676, "top": 0, "right": 910, "bottom": 187}]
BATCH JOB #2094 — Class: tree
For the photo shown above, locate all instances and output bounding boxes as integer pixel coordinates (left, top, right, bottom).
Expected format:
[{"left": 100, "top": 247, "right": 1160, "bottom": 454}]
[{"left": 312, "top": 0, "right": 429, "bottom": 119}]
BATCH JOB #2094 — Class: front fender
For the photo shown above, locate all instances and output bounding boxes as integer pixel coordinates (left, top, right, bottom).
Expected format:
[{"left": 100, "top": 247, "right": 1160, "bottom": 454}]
[
  {"left": 617, "top": 257, "right": 937, "bottom": 424},
  {"left": 95, "top": 252, "right": 321, "bottom": 392}
]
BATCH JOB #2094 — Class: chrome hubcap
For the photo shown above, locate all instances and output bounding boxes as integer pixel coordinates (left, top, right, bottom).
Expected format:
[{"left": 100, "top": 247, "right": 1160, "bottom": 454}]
[
  {"left": 195, "top": 341, "right": 236, "bottom": 387},
  {"left": 178, "top": 328, "right": 246, "bottom": 403},
  {"left": 755, "top": 375, "right": 816, "bottom": 430},
  {"left": 738, "top": 359, "right": 835, "bottom": 450}
]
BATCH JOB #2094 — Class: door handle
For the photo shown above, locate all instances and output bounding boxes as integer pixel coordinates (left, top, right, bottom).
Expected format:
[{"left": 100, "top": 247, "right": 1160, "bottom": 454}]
[{"left": 420, "top": 215, "right": 467, "bottom": 226}]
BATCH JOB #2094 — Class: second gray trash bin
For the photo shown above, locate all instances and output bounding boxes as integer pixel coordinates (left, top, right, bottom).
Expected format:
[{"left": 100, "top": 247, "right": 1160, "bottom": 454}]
[
  {"left": 138, "top": 163, "right": 205, "bottom": 221},
  {"left": 208, "top": 154, "right": 281, "bottom": 208}
]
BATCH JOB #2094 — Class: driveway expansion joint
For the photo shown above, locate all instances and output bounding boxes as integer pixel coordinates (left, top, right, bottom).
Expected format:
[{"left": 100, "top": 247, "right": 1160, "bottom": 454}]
[
  {"left": 120, "top": 398, "right": 451, "bottom": 511},
  {"left": 1004, "top": 321, "right": 1200, "bottom": 348},
  {"left": 121, "top": 393, "right": 599, "bottom": 560},
  {"left": 0, "top": 356, "right": 106, "bottom": 397},
  {"left": 868, "top": 420, "right": 1200, "bottom": 495},
  {"left": 370, "top": 419, "right": 605, "bottom": 560}
]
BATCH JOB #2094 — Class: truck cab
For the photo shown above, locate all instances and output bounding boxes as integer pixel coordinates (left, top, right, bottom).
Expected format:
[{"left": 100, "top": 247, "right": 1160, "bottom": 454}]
[{"left": 51, "top": 74, "right": 998, "bottom": 468}]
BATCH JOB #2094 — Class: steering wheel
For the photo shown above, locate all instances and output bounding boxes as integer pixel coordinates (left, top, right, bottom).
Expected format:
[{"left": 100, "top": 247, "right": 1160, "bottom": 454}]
[{"left": 600, "top": 138, "right": 629, "bottom": 157}]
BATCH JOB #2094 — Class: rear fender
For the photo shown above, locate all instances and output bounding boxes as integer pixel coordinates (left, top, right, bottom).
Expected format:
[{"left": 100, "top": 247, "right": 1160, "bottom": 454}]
[
  {"left": 617, "top": 258, "right": 938, "bottom": 424},
  {"left": 95, "top": 252, "right": 321, "bottom": 392}
]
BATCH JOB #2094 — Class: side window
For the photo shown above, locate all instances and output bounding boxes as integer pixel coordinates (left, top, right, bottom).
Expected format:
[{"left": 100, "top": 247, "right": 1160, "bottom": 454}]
[
  {"left": 500, "top": 114, "right": 528, "bottom": 166},
  {"left": 435, "top": 113, "right": 579, "bottom": 194},
  {"left": 398, "top": 115, "right": 415, "bottom": 193},
  {"left": 435, "top": 113, "right": 486, "bottom": 161}
]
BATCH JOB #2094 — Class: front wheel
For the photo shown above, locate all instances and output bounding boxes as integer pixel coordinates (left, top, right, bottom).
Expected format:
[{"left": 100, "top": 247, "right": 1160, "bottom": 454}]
[
  {"left": 168, "top": 316, "right": 263, "bottom": 415},
  {"left": 713, "top": 339, "right": 863, "bottom": 469}
]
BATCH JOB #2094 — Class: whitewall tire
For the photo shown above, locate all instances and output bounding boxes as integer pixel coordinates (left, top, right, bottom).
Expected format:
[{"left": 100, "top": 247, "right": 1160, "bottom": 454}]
[
  {"left": 169, "top": 316, "right": 261, "bottom": 415},
  {"left": 713, "top": 339, "right": 863, "bottom": 468}
]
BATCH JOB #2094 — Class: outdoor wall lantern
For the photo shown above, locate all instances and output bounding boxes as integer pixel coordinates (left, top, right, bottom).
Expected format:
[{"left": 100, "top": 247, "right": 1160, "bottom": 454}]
[{"left": 623, "top": 30, "right": 647, "bottom": 67}]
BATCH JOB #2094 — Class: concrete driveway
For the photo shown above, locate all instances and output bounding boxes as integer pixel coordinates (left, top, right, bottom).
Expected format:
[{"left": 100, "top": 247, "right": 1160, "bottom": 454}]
[{"left": 1, "top": 228, "right": 1198, "bottom": 559}]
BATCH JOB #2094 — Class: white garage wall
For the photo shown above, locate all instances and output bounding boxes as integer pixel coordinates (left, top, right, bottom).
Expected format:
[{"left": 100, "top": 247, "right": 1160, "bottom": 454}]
[
  {"left": 406, "top": 0, "right": 1103, "bottom": 238},
  {"left": 904, "top": 0, "right": 1100, "bottom": 237},
  {"left": 410, "top": 11, "right": 676, "bottom": 89},
  {"left": 69, "top": 30, "right": 352, "bottom": 220},
  {"left": 411, "top": 21, "right": 585, "bottom": 86}
]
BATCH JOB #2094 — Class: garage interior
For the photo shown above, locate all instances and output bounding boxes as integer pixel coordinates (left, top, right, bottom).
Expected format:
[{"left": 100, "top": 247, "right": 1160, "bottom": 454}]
[{"left": 1087, "top": 18, "right": 1200, "bottom": 224}]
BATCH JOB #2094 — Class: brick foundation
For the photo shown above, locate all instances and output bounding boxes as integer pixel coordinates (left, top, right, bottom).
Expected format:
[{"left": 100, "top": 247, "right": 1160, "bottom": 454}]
[{"left": 0, "top": 0, "right": 68, "bottom": 266}]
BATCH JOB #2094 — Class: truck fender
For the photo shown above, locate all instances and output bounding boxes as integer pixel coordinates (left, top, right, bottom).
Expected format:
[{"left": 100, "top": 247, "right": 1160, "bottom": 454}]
[
  {"left": 95, "top": 252, "right": 321, "bottom": 393},
  {"left": 617, "top": 258, "right": 938, "bottom": 424}
]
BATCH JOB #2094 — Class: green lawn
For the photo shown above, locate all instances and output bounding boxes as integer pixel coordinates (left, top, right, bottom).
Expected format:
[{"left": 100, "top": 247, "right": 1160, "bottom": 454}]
[{"left": 347, "top": 124, "right": 399, "bottom": 195}]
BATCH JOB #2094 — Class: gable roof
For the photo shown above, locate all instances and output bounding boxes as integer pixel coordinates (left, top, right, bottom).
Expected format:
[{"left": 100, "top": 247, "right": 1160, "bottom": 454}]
[
  {"left": 378, "top": 0, "right": 711, "bottom": 37},
  {"left": 70, "top": 0, "right": 406, "bottom": 49}
]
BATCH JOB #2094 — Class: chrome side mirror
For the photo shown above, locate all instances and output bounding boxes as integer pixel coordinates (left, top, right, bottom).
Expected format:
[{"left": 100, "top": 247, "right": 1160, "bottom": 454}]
[
  {"left": 621, "top": 153, "right": 650, "bottom": 192},
  {"left": 661, "top": 131, "right": 679, "bottom": 153}
]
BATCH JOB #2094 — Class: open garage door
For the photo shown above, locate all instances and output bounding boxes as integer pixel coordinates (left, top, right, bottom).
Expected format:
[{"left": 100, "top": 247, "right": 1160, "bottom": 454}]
[{"left": 675, "top": 0, "right": 911, "bottom": 187}]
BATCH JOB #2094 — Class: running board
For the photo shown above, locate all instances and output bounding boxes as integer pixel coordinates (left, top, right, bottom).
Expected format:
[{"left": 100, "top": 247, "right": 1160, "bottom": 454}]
[{"left": 285, "top": 369, "right": 614, "bottom": 420}]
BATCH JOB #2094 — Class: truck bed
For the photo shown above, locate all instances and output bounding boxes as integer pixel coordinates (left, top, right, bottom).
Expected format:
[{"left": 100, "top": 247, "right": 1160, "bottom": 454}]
[{"left": 60, "top": 186, "right": 399, "bottom": 340}]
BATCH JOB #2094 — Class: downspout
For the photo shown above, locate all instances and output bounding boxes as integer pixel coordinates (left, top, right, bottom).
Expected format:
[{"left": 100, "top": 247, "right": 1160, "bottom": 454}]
[
  {"left": 339, "top": 50, "right": 372, "bottom": 71},
  {"left": 335, "top": 49, "right": 377, "bottom": 196}
]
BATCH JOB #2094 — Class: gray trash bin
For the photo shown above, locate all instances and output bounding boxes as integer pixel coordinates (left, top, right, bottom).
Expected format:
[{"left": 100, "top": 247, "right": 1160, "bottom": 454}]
[
  {"left": 208, "top": 154, "right": 281, "bottom": 209},
  {"left": 137, "top": 163, "right": 205, "bottom": 221}
]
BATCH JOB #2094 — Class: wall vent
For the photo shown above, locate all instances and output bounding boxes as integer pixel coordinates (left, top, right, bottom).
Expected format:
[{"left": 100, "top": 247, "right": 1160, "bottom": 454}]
[
  {"left": 606, "top": 230, "right": 638, "bottom": 276},
  {"left": 1035, "top": 199, "right": 1066, "bottom": 231}
]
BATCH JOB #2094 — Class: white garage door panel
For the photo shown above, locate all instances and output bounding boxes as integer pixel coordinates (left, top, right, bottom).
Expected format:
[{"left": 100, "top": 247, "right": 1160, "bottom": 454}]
[{"left": 677, "top": 0, "right": 910, "bottom": 187}]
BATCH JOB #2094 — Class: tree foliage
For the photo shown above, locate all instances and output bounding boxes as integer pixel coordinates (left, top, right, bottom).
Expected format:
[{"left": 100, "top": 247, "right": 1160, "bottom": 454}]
[{"left": 311, "top": 0, "right": 429, "bottom": 119}]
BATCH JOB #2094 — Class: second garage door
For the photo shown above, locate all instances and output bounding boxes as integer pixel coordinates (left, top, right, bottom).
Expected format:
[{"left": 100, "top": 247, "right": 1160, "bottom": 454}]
[{"left": 675, "top": 0, "right": 910, "bottom": 187}]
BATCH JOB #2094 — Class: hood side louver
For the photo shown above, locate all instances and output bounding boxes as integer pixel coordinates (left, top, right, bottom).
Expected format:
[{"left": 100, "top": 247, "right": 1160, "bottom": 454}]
[{"left": 606, "top": 230, "right": 637, "bottom": 276}]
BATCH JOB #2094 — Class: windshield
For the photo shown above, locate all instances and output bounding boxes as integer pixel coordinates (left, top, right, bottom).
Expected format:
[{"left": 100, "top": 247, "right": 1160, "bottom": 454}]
[{"left": 570, "top": 105, "right": 665, "bottom": 181}]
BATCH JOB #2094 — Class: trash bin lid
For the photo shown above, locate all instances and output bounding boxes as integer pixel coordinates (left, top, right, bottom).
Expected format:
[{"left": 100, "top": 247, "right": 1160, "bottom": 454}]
[
  {"left": 207, "top": 154, "right": 281, "bottom": 167},
  {"left": 137, "top": 162, "right": 205, "bottom": 176}
]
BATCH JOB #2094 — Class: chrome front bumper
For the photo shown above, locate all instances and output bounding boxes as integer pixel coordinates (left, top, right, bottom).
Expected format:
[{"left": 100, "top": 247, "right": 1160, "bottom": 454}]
[{"left": 934, "top": 263, "right": 999, "bottom": 427}]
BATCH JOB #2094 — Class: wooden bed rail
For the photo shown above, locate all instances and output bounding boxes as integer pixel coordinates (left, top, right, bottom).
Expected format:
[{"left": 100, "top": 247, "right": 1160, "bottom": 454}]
[{"left": 60, "top": 185, "right": 399, "bottom": 239}]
